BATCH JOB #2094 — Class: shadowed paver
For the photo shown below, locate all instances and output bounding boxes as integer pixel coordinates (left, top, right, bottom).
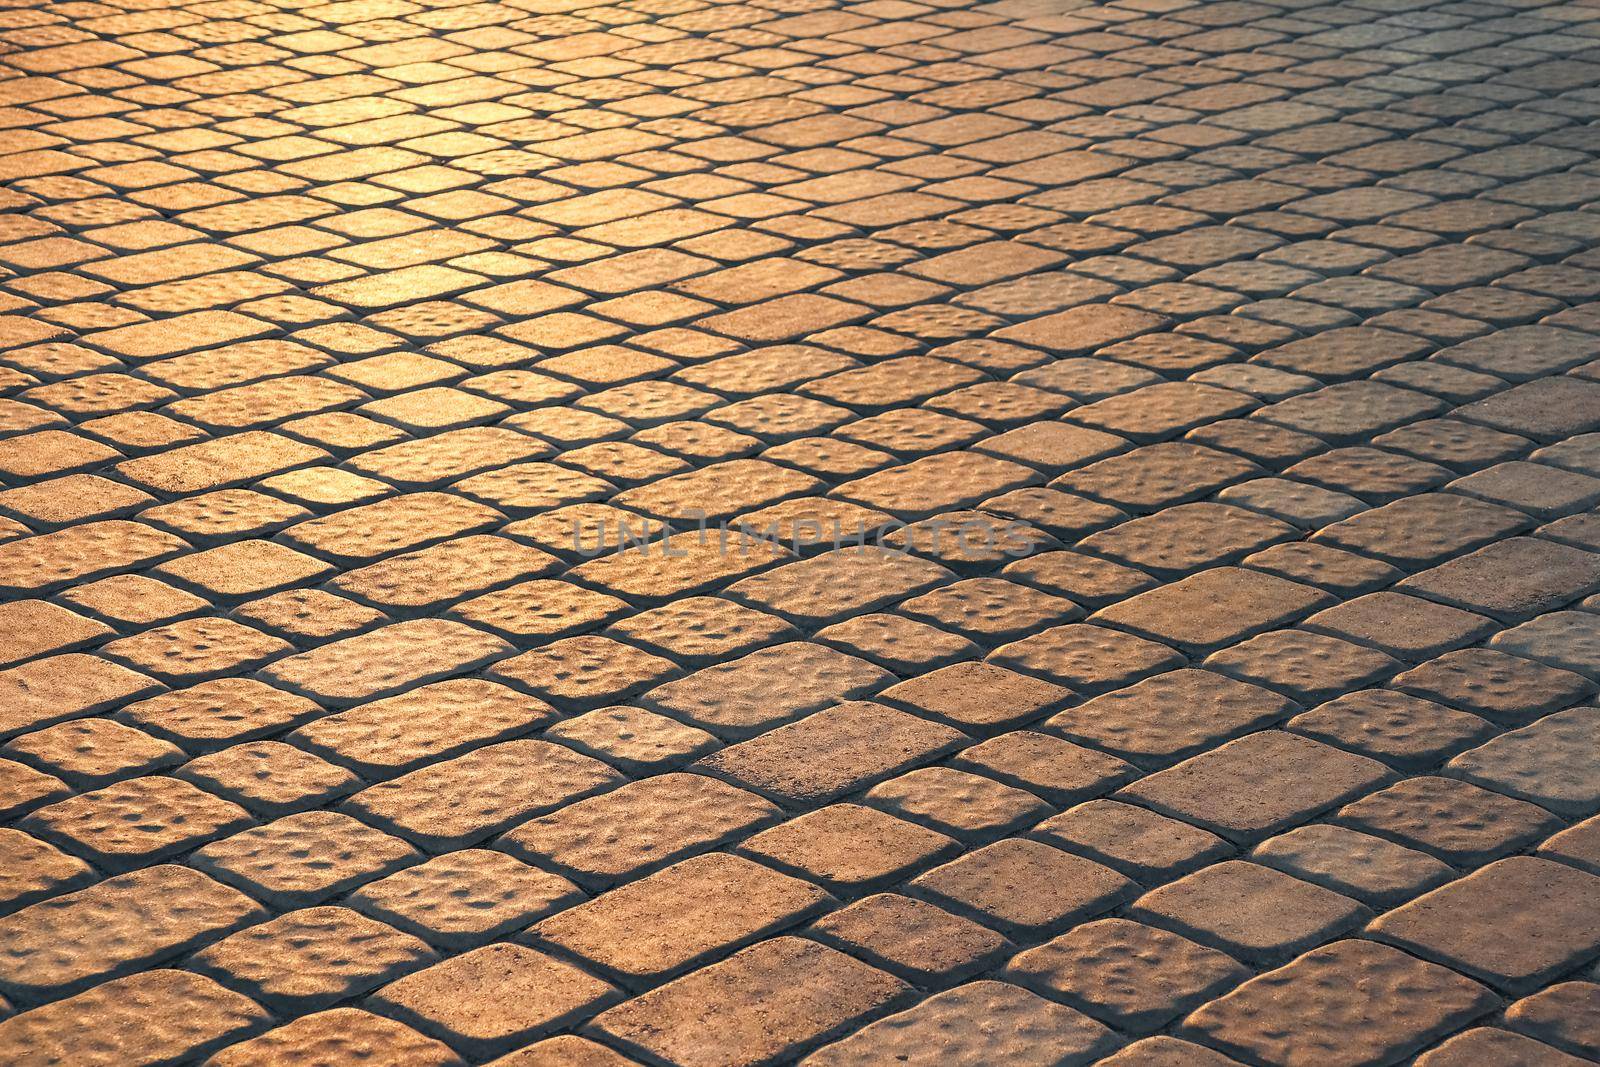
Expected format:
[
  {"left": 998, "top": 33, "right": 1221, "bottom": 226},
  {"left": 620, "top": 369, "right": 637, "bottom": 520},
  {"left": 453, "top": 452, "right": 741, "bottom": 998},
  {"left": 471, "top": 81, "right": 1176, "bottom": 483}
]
[{"left": 2, "top": 0, "right": 1600, "bottom": 1063}]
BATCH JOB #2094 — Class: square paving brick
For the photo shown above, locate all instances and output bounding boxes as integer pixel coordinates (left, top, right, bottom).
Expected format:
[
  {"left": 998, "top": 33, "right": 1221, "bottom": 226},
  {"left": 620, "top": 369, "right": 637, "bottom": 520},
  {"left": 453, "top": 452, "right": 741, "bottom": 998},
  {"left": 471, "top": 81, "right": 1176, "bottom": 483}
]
[
  {"left": 1183, "top": 939, "right": 1497, "bottom": 1067},
  {"left": 591, "top": 937, "right": 908, "bottom": 1067},
  {"left": 911, "top": 838, "right": 1132, "bottom": 937},
  {"left": 1047, "top": 669, "right": 1296, "bottom": 767},
  {"left": 1007, "top": 918, "right": 1248, "bottom": 1034},
  {"left": 371, "top": 942, "right": 619, "bottom": 1059},
  {"left": 532, "top": 853, "right": 832, "bottom": 982},
  {"left": 1118, "top": 730, "right": 1392, "bottom": 843},
  {"left": 696, "top": 701, "right": 965, "bottom": 807},
  {"left": 1132, "top": 861, "right": 1368, "bottom": 965},
  {"left": 1337, "top": 776, "right": 1562, "bottom": 866},
  {"left": 737, "top": 804, "right": 959, "bottom": 894},
  {"left": 1370, "top": 857, "right": 1600, "bottom": 994},
  {"left": 801, "top": 980, "right": 1115, "bottom": 1067},
  {"left": 1092, "top": 567, "right": 1333, "bottom": 653}
]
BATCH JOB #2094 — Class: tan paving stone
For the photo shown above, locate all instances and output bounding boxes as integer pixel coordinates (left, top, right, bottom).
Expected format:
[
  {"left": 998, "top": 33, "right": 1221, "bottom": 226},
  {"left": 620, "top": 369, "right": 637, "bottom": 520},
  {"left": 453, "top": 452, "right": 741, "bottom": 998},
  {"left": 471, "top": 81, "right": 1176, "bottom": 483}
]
[
  {"left": 1183, "top": 940, "right": 1496, "bottom": 1067},
  {"left": 0, "top": 970, "right": 268, "bottom": 1067},
  {"left": 204, "top": 1008, "right": 462, "bottom": 1067},
  {"left": 192, "top": 905, "right": 436, "bottom": 1011},
  {"left": 0, "top": 865, "right": 264, "bottom": 1000},
  {"left": 371, "top": 943, "right": 619, "bottom": 1058},
  {"left": 591, "top": 937, "right": 907, "bottom": 1067},
  {"left": 260, "top": 619, "right": 513, "bottom": 706},
  {"left": 345, "top": 739, "right": 620, "bottom": 851}
]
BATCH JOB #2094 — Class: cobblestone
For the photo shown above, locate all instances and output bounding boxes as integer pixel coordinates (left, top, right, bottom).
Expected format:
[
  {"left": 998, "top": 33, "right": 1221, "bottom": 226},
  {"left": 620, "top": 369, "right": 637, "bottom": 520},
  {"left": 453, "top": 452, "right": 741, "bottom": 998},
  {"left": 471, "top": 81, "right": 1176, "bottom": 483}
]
[{"left": 4, "top": 0, "right": 1600, "bottom": 1060}]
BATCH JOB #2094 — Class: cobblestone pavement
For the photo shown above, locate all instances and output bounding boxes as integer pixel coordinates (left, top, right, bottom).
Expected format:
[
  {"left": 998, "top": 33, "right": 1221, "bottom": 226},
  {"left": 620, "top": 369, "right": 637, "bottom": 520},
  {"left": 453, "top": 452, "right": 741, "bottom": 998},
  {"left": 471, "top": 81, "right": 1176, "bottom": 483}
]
[{"left": 4, "top": 0, "right": 1600, "bottom": 1062}]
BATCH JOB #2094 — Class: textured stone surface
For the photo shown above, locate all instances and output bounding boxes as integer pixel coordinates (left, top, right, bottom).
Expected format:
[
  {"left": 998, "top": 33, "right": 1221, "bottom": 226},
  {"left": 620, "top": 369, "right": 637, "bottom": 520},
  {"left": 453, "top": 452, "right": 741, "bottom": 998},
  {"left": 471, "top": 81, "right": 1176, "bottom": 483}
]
[
  {"left": 592, "top": 937, "right": 906, "bottom": 1067},
  {"left": 204, "top": 1008, "right": 463, "bottom": 1067},
  {"left": 1370, "top": 857, "right": 1600, "bottom": 994},
  {"left": 0, "top": 970, "right": 268, "bottom": 1067},
  {"left": 5, "top": 2, "right": 1600, "bottom": 1058},
  {"left": 1183, "top": 940, "right": 1497, "bottom": 1067},
  {"left": 801, "top": 981, "right": 1114, "bottom": 1067}
]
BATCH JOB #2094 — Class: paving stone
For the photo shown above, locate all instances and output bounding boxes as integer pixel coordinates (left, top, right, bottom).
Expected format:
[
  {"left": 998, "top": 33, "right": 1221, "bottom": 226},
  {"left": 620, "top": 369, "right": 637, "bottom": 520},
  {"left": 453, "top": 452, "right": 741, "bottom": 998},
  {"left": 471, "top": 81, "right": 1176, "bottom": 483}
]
[
  {"left": 350, "top": 849, "right": 582, "bottom": 950},
  {"left": 726, "top": 546, "right": 953, "bottom": 628},
  {"left": 738, "top": 804, "right": 959, "bottom": 895},
  {"left": 204, "top": 1008, "right": 463, "bottom": 1067},
  {"left": 867, "top": 767, "right": 1053, "bottom": 844},
  {"left": 344, "top": 740, "right": 621, "bottom": 852},
  {"left": 1183, "top": 939, "right": 1497, "bottom": 1067},
  {"left": 1132, "top": 860, "right": 1368, "bottom": 964},
  {"left": 877, "top": 661, "right": 1070, "bottom": 735},
  {"left": 117, "top": 679, "right": 320, "bottom": 752},
  {"left": 22, "top": 775, "right": 252, "bottom": 871},
  {"left": 1118, "top": 730, "right": 1391, "bottom": 843},
  {"left": 5, "top": 718, "right": 183, "bottom": 788},
  {"left": 1538, "top": 814, "right": 1600, "bottom": 876},
  {"left": 0, "top": 970, "right": 268, "bottom": 1067},
  {"left": 1303, "top": 586, "right": 1501, "bottom": 663},
  {"left": 1006, "top": 918, "right": 1248, "bottom": 1034},
  {"left": 950, "top": 731, "right": 1131, "bottom": 806},
  {"left": 0, "top": 865, "right": 264, "bottom": 1001},
  {"left": 911, "top": 839, "right": 1132, "bottom": 937},
  {"left": 1371, "top": 856, "right": 1600, "bottom": 994},
  {"left": 192, "top": 905, "right": 436, "bottom": 1011},
  {"left": 192, "top": 811, "right": 419, "bottom": 908},
  {"left": 592, "top": 937, "right": 905, "bottom": 1067},
  {"left": 0, "top": 652, "right": 161, "bottom": 738},
  {"left": 1416, "top": 1028, "right": 1592, "bottom": 1067},
  {"left": 1391, "top": 648, "right": 1597, "bottom": 724},
  {"left": 1506, "top": 981, "right": 1600, "bottom": 1060},
  {"left": 801, "top": 980, "right": 1114, "bottom": 1067},
  {"left": 697, "top": 702, "right": 964, "bottom": 808},
  {"left": 1093, "top": 566, "right": 1333, "bottom": 653},
  {"left": 498, "top": 772, "right": 777, "bottom": 889},
  {"left": 371, "top": 943, "right": 620, "bottom": 1060},
  {"left": 533, "top": 853, "right": 831, "bottom": 983},
  {"left": 261, "top": 619, "right": 514, "bottom": 707},
  {"left": 1250, "top": 824, "right": 1456, "bottom": 908},
  {"left": 1095, "top": 1037, "right": 1247, "bottom": 1067},
  {"left": 808, "top": 893, "right": 1010, "bottom": 986},
  {"left": 289, "top": 680, "right": 555, "bottom": 777},
  {"left": 1048, "top": 669, "right": 1295, "bottom": 768},
  {"left": 1338, "top": 776, "right": 1562, "bottom": 867},
  {"left": 814, "top": 614, "right": 980, "bottom": 675},
  {"left": 1311, "top": 492, "right": 1530, "bottom": 569},
  {"left": 1400, "top": 536, "right": 1600, "bottom": 621},
  {"left": 639, "top": 642, "right": 892, "bottom": 740},
  {"left": 1446, "top": 705, "right": 1600, "bottom": 817}
]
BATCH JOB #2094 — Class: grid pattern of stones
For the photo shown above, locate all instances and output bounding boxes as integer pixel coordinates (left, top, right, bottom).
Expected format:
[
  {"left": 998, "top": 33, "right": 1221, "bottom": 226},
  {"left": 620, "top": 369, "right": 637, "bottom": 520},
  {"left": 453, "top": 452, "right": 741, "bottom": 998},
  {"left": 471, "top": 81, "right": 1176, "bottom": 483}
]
[{"left": 2, "top": 0, "right": 1600, "bottom": 1062}]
